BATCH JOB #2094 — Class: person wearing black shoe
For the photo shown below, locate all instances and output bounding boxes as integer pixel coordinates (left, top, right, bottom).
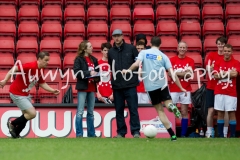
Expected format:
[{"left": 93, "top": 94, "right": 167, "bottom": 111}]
[
  {"left": 0, "top": 52, "right": 60, "bottom": 138},
  {"left": 108, "top": 29, "right": 141, "bottom": 138}
]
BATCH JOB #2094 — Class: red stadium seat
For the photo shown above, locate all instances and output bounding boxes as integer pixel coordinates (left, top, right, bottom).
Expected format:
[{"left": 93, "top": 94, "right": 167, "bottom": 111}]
[
  {"left": 202, "top": 0, "right": 222, "bottom": 6},
  {"left": 63, "top": 39, "right": 81, "bottom": 55},
  {"left": 179, "top": 22, "right": 201, "bottom": 39},
  {"left": 41, "top": 7, "right": 62, "bottom": 24},
  {"left": 40, "top": 40, "right": 62, "bottom": 55},
  {"left": 0, "top": 8, "right": 16, "bottom": 23},
  {"left": 87, "top": 0, "right": 108, "bottom": 7},
  {"left": 87, "top": 23, "right": 108, "bottom": 40},
  {"left": 0, "top": 69, "right": 12, "bottom": 101},
  {"left": 133, "top": 0, "right": 154, "bottom": 8},
  {"left": 225, "top": 5, "right": 240, "bottom": 23},
  {"left": 18, "top": 23, "right": 39, "bottom": 40},
  {"left": 17, "top": 53, "right": 37, "bottom": 64},
  {"left": 187, "top": 54, "right": 202, "bottom": 67},
  {"left": 133, "top": 7, "right": 154, "bottom": 24},
  {"left": 226, "top": 22, "right": 240, "bottom": 39},
  {"left": 227, "top": 38, "right": 240, "bottom": 54},
  {"left": 46, "top": 53, "right": 62, "bottom": 69},
  {"left": 18, "top": 7, "right": 39, "bottom": 24},
  {"left": 0, "top": 53, "right": 14, "bottom": 69},
  {"left": 16, "top": 40, "right": 38, "bottom": 56},
  {"left": 178, "top": 0, "right": 200, "bottom": 6},
  {"left": 110, "top": 0, "right": 131, "bottom": 8},
  {"left": 225, "top": 0, "right": 240, "bottom": 6},
  {"left": 0, "top": 23, "right": 16, "bottom": 40},
  {"left": 156, "top": 5, "right": 177, "bottom": 22},
  {"left": 0, "top": 40, "right": 14, "bottom": 54},
  {"left": 38, "top": 83, "right": 62, "bottom": 103},
  {"left": 133, "top": 23, "right": 155, "bottom": 41},
  {"left": 87, "top": 7, "right": 108, "bottom": 24},
  {"left": 110, "top": 23, "right": 132, "bottom": 40},
  {"left": 0, "top": 0, "right": 18, "bottom": 8},
  {"left": 42, "top": 69, "right": 62, "bottom": 82},
  {"left": 155, "top": 0, "right": 177, "bottom": 6},
  {"left": 203, "top": 38, "right": 217, "bottom": 55},
  {"left": 19, "top": 0, "right": 40, "bottom": 8},
  {"left": 63, "top": 53, "right": 76, "bottom": 70},
  {"left": 233, "top": 54, "right": 240, "bottom": 61},
  {"left": 179, "top": 6, "right": 200, "bottom": 22},
  {"left": 89, "top": 39, "right": 107, "bottom": 53},
  {"left": 64, "top": 7, "right": 85, "bottom": 24},
  {"left": 110, "top": 7, "right": 131, "bottom": 24},
  {"left": 202, "top": 5, "right": 223, "bottom": 23},
  {"left": 64, "top": 23, "right": 85, "bottom": 40},
  {"left": 42, "top": 0, "right": 63, "bottom": 8},
  {"left": 64, "top": 0, "right": 86, "bottom": 8},
  {"left": 181, "top": 38, "right": 202, "bottom": 55},
  {"left": 156, "top": 22, "right": 178, "bottom": 39},
  {"left": 203, "top": 22, "right": 224, "bottom": 39},
  {"left": 160, "top": 38, "right": 178, "bottom": 54},
  {"left": 41, "top": 23, "right": 62, "bottom": 40}
]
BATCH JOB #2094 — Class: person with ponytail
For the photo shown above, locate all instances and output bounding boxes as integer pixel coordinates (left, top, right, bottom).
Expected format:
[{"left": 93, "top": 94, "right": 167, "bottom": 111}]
[{"left": 73, "top": 40, "right": 99, "bottom": 138}]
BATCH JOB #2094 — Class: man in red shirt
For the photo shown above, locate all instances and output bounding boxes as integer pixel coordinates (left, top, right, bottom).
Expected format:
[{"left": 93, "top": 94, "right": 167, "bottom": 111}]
[
  {"left": 169, "top": 41, "right": 195, "bottom": 137},
  {"left": 136, "top": 41, "right": 150, "bottom": 104},
  {"left": 96, "top": 42, "right": 113, "bottom": 104},
  {"left": 205, "top": 37, "right": 228, "bottom": 138},
  {"left": 213, "top": 44, "right": 240, "bottom": 137},
  {"left": 0, "top": 51, "right": 60, "bottom": 138}
]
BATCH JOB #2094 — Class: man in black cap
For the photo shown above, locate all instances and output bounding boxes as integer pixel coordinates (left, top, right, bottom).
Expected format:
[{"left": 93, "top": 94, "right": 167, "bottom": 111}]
[
  {"left": 108, "top": 29, "right": 141, "bottom": 138},
  {"left": 135, "top": 33, "right": 151, "bottom": 49}
]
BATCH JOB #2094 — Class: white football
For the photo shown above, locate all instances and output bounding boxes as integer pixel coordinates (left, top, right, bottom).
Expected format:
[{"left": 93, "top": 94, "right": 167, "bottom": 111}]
[{"left": 143, "top": 125, "right": 158, "bottom": 138}]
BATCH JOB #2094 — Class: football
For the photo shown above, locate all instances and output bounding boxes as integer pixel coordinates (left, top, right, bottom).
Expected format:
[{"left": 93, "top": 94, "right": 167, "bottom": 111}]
[{"left": 143, "top": 125, "right": 158, "bottom": 138}]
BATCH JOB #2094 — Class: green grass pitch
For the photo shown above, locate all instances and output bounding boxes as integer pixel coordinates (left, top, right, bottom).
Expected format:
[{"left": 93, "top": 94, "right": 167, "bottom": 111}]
[{"left": 0, "top": 138, "right": 239, "bottom": 160}]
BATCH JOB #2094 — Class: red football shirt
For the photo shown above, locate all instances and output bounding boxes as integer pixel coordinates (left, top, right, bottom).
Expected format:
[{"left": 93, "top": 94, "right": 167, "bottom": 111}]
[
  {"left": 9, "top": 61, "right": 45, "bottom": 96},
  {"left": 169, "top": 56, "right": 195, "bottom": 92},
  {"left": 214, "top": 57, "right": 240, "bottom": 97},
  {"left": 137, "top": 81, "right": 146, "bottom": 93},
  {"left": 79, "top": 56, "right": 96, "bottom": 92},
  {"left": 97, "top": 59, "right": 112, "bottom": 97},
  {"left": 205, "top": 51, "right": 224, "bottom": 90}
]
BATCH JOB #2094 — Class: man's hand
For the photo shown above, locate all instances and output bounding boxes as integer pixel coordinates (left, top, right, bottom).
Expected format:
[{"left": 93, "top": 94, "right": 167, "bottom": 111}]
[
  {"left": 97, "top": 92, "right": 103, "bottom": 102},
  {"left": 0, "top": 80, "right": 7, "bottom": 88},
  {"left": 52, "top": 89, "right": 60, "bottom": 95},
  {"left": 122, "top": 69, "right": 131, "bottom": 75},
  {"left": 108, "top": 94, "right": 114, "bottom": 101},
  {"left": 180, "top": 88, "right": 187, "bottom": 96},
  {"left": 90, "top": 71, "right": 98, "bottom": 76}
]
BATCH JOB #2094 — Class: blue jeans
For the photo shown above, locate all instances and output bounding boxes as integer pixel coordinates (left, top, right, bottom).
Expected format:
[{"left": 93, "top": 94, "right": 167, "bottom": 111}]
[
  {"left": 75, "top": 92, "right": 95, "bottom": 137},
  {"left": 113, "top": 87, "right": 140, "bottom": 136}
]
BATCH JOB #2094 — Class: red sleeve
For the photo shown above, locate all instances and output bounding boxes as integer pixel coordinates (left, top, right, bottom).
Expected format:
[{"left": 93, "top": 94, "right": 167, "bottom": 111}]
[
  {"left": 236, "top": 61, "right": 240, "bottom": 74},
  {"left": 170, "top": 57, "right": 175, "bottom": 67}
]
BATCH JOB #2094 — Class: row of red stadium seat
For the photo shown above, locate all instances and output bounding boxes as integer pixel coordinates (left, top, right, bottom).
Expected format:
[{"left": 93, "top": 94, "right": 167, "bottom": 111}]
[
  {"left": 0, "top": 0, "right": 239, "bottom": 9},
  {"left": 1, "top": 21, "right": 240, "bottom": 42},
  {"left": 1, "top": 5, "right": 240, "bottom": 25}
]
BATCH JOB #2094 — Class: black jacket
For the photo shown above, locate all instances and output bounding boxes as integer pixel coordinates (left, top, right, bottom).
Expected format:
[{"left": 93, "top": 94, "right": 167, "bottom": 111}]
[
  {"left": 108, "top": 40, "right": 139, "bottom": 89},
  {"left": 73, "top": 55, "right": 99, "bottom": 90}
]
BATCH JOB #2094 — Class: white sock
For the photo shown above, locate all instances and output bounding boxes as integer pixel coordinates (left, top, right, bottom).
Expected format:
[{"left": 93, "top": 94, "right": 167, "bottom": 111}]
[
  {"left": 224, "top": 127, "right": 228, "bottom": 137},
  {"left": 206, "top": 127, "right": 212, "bottom": 136}
]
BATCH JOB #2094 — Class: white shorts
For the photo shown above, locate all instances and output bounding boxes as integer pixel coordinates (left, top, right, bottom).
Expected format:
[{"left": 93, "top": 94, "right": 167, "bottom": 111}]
[
  {"left": 170, "top": 92, "right": 191, "bottom": 104},
  {"left": 214, "top": 94, "right": 237, "bottom": 111},
  {"left": 10, "top": 93, "right": 33, "bottom": 110},
  {"left": 137, "top": 93, "right": 150, "bottom": 104}
]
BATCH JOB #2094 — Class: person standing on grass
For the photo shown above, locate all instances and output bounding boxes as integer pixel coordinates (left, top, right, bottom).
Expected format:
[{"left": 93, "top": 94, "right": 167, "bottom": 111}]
[
  {"left": 124, "top": 36, "right": 186, "bottom": 141},
  {"left": 205, "top": 36, "right": 229, "bottom": 138},
  {"left": 96, "top": 42, "right": 114, "bottom": 104},
  {"left": 0, "top": 51, "right": 60, "bottom": 138},
  {"left": 135, "top": 40, "right": 150, "bottom": 104},
  {"left": 213, "top": 44, "right": 240, "bottom": 138},
  {"left": 169, "top": 41, "right": 195, "bottom": 137},
  {"left": 108, "top": 29, "right": 141, "bottom": 138},
  {"left": 73, "top": 40, "right": 99, "bottom": 138}
]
